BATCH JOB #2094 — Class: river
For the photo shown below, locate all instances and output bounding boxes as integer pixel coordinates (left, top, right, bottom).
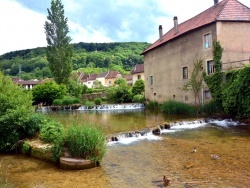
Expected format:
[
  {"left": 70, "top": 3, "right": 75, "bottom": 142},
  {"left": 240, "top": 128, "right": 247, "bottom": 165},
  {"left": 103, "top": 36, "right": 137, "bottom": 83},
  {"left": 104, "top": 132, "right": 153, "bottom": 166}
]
[{"left": 0, "top": 108, "right": 249, "bottom": 187}]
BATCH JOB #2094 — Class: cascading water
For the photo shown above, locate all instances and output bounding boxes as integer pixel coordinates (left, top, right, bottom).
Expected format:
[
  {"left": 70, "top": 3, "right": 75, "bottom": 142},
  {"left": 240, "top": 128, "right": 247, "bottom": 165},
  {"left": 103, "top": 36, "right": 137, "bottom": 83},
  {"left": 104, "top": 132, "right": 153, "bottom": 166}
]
[
  {"left": 77, "top": 103, "right": 145, "bottom": 110},
  {"left": 107, "top": 119, "right": 243, "bottom": 146}
]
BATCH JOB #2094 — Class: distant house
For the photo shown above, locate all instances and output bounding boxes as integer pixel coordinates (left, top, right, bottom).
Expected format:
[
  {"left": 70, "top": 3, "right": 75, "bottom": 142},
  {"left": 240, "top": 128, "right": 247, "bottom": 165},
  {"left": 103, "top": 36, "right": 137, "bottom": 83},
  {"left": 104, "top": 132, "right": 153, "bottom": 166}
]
[
  {"left": 123, "top": 74, "right": 133, "bottom": 86},
  {"left": 141, "top": 0, "right": 250, "bottom": 104},
  {"left": 96, "top": 72, "right": 109, "bottom": 86},
  {"left": 71, "top": 71, "right": 84, "bottom": 83},
  {"left": 83, "top": 74, "right": 98, "bottom": 88},
  {"left": 13, "top": 78, "right": 42, "bottom": 90},
  {"left": 131, "top": 64, "right": 144, "bottom": 85},
  {"left": 105, "top": 71, "right": 122, "bottom": 86}
]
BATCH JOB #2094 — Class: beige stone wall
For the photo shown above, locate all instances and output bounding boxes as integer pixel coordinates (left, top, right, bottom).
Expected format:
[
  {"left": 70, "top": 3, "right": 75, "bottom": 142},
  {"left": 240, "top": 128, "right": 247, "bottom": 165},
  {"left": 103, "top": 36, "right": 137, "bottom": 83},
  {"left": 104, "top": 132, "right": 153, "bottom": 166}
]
[
  {"left": 144, "top": 21, "right": 250, "bottom": 104},
  {"left": 132, "top": 73, "right": 145, "bottom": 85},
  {"left": 144, "top": 24, "right": 216, "bottom": 104},
  {"left": 216, "top": 21, "right": 250, "bottom": 71}
]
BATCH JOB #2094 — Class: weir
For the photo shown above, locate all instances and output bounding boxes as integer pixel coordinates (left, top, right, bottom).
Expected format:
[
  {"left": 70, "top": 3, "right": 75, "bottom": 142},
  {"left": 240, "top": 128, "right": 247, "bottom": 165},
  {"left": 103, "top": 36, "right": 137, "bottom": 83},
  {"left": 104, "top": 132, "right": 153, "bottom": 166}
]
[
  {"left": 78, "top": 103, "right": 145, "bottom": 110},
  {"left": 107, "top": 119, "right": 242, "bottom": 145}
]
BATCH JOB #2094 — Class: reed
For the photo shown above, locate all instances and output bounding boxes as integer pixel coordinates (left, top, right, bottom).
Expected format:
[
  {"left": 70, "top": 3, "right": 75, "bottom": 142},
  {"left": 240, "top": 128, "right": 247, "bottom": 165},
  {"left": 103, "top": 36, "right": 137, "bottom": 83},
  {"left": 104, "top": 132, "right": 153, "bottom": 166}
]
[{"left": 161, "top": 100, "right": 196, "bottom": 115}]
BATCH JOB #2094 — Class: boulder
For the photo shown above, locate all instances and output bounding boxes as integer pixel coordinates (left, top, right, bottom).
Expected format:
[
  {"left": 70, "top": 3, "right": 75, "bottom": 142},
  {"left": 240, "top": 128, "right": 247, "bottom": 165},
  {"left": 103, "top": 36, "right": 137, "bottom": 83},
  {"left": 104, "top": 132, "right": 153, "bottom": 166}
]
[{"left": 29, "top": 139, "right": 53, "bottom": 162}]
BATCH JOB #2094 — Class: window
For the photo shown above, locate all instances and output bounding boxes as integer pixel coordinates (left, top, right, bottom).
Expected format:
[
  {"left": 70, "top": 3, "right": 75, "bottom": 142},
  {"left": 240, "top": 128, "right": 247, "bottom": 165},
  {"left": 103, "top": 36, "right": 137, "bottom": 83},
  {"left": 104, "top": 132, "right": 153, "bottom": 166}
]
[
  {"left": 137, "top": 75, "right": 141, "bottom": 80},
  {"left": 185, "top": 95, "right": 188, "bottom": 101},
  {"left": 205, "top": 91, "right": 211, "bottom": 99},
  {"left": 182, "top": 67, "right": 188, "bottom": 79},
  {"left": 109, "top": 81, "right": 112, "bottom": 85},
  {"left": 204, "top": 33, "right": 212, "bottom": 49},
  {"left": 207, "top": 60, "right": 214, "bottom": 75},
  {"left": 150, "top": 75, "right": 154, "bottom": 85}
]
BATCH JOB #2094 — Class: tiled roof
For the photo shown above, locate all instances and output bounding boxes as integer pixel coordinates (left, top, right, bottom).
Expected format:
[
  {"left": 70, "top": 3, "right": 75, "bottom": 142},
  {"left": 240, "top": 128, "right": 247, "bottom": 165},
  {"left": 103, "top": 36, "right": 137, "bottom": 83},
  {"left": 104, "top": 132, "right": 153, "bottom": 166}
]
[
  {"left": 106, "top": 71, "right": 120, "bottom": 79},
  {"left": 123, "top": 74, "right": 132, "bottom": 81},
  {"left": 97, "top": 72, "right": 108, "bottom": 78},
  {"left": 87, "top": 74, "right": 97, "bottom": 81},
  {"left": 131, "top": 64, "right": 144, "bottom": 74},
  {"left": 15, "top": 79, "right": 42, "bottom": 85},
  {"left": 142, "top": 0, "right": 250, "bottom": 54}
]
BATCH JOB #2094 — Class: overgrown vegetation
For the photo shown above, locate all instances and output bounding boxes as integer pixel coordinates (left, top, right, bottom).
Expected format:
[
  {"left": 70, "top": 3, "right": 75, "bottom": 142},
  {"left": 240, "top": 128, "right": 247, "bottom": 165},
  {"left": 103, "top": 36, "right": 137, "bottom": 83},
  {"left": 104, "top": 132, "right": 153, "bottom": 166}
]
[{"left": 161, "top": 100, "right": 196, "bottom": 115}]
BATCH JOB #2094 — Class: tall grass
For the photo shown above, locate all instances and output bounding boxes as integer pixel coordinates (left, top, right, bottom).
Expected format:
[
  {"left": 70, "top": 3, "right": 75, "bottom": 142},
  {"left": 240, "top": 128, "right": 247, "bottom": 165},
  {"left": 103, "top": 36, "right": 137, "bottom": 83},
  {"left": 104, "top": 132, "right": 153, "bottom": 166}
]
[
  {"left": 65, "top": 124, "right": 106, "bottom": 163},
  {"left": 161, "top": 100, "right": 196, "bottom": 115}
]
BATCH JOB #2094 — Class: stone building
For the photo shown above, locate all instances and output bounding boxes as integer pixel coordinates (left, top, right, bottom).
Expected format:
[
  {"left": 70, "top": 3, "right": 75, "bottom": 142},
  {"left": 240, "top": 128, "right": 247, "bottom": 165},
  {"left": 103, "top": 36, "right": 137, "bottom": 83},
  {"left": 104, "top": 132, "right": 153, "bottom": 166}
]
[{"left": 141, "top": 0, "right": 250, "bottom": 104}]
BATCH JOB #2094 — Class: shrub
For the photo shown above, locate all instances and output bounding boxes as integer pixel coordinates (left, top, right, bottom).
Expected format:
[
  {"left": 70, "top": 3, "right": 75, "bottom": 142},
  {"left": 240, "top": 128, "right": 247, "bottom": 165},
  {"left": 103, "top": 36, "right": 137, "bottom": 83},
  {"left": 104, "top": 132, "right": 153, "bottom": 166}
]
[
  {"left": 146, "top": 101, "right": 159, "bottom": 109},
  {"left": 85, "top": 101, "right": 95, "bottom": 109},
  {"left": 132, "top": 94, "right": 145, "bottom": 103},
  {"left": 62, "top": 97, "right": 74, "bottom": 106},
  {"left": 202, "top": 100, "right": 223, "bottom": 115},
  {"left": 53, "top": 99, "right": 63, "bottom": 106},
  {"left": 40, "top": 119, "right": 64, "bottom": 144},
  {"left": 161, "top": 100, "right": 196, "bottom": 115},
  {"left": 72, "top": 98, "right": 81, "bottom": 104},
  {"left": 94, "top": 98, "right": 102, "bottom": 105},
  {"left": 66, "top": 124, "right": 106, "bottom": 163},
  {"left": 21, "top": 141, "right": 31, "bottom": 155}
]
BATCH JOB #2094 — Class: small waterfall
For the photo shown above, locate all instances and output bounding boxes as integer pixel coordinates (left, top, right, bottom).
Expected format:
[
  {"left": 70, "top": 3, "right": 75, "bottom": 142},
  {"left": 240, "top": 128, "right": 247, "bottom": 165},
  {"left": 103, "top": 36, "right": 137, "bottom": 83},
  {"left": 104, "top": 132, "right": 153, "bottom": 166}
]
[
  {"left": 107, "top": 119, "right": 242, "bottom": 146},
  {"left": 78, "top": 103, "right": 145, "bottom": 111}
]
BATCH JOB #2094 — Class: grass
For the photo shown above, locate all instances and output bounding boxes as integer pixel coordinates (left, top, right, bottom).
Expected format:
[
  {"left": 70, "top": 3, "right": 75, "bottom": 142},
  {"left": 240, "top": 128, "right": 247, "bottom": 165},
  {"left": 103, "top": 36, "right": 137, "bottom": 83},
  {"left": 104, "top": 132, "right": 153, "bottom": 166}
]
[{"left": 161, "top": 100, "right": 196, "bottom": 115}]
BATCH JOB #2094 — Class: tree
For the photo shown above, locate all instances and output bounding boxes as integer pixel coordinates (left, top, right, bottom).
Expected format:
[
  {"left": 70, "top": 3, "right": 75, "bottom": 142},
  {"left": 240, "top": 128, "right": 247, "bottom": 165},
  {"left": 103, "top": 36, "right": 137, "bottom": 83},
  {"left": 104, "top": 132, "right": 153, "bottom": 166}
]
[
  {"left": 183, "top": 57, "right": 203, "bottom": 105},
  {"left": 32, "top": 81, "right": 67, "bottom": 105},
  {"left": 44, "top": 0, "right": 73, "bottom": 84},
  {"left": 132, "top": 79, "right": 145, "bottom": 96}
]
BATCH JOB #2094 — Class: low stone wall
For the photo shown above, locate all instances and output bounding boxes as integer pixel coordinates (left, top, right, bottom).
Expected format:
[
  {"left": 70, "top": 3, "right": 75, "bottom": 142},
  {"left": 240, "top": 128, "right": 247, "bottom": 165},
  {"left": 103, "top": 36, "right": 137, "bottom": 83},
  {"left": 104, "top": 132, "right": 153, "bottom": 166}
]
[{"left": 82, "top": 92, "right": 106, "bottom": 101}]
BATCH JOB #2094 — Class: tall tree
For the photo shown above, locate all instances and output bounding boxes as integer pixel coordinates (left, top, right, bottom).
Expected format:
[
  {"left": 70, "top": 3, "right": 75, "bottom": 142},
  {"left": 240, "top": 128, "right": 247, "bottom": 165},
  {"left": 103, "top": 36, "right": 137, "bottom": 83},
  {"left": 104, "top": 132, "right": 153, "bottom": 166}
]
[{"left": 44, "top": 0, "right": 73, "bottom": 84}]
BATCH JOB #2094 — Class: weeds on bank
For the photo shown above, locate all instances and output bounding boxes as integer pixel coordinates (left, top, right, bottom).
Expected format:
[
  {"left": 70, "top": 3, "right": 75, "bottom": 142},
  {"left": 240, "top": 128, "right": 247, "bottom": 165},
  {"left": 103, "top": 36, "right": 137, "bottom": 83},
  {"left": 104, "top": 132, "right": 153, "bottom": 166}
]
[{"left": 0, "top": 159, "right": 13, "bottom": 188}]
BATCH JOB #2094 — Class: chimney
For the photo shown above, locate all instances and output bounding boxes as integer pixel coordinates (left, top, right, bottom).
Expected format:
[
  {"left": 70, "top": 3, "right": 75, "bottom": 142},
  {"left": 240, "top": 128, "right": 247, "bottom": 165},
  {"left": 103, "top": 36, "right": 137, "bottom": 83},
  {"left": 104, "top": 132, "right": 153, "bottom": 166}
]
[
  {"left": 159, "top": 25, "right": 163, "bottom": 40},
  {"left": 214, "top": 0, "right": 218, "bottom": 6},
  {"left": 173, "top": 16, "right": 178, "bottom": 34}
]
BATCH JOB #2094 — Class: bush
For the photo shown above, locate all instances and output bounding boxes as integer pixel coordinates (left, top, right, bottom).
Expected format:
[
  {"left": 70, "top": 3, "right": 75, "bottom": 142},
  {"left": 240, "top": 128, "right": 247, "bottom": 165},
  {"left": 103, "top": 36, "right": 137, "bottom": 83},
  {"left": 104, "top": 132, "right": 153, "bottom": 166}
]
[
  {"left": 202, "top": 100, "right": 223, "bottom": 115},
  {"left": 62, "top": 97, "right": 74, "bottom": 106},
  {"left": 161, "top": 100, "right": 196, "bottom": 115},
  {"left": 85, "top": 101, "right": 95, "bottom": 109},
  {"left": 21, "top": 141, "right": 31, "bottom": 155},
  {"left": 94, "top": 98, "right": 102, "bottom": 105},
  {"left": 53, "top": 99, "right": 63, "bottom": 106},
  {"left": 66, "top": 124, "right": 106, "bottom": 163},
  {"left": 132, "top": 94, "right": 145, "bottom": 103},
  {"left": 146, "top": 101, "right": 159, "bottom": 109},
  {"left": 40, "top": 119, "right": 64, "bottom": 144}
]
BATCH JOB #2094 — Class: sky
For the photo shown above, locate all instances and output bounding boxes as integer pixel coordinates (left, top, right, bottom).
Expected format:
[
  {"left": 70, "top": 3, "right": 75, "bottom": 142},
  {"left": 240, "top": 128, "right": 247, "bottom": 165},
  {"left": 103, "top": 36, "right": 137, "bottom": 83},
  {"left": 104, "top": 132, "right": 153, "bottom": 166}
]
[{"left": 0, "top": 0, "right": 250, "bottom": 55}]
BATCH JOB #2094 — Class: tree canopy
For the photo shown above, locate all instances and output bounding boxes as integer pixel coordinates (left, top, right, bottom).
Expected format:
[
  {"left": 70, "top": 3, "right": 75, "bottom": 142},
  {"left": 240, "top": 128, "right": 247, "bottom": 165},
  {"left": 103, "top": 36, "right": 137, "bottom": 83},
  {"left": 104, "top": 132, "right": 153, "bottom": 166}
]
[{"left": 45, "top": 0, "right": 73, "bottom": 84}]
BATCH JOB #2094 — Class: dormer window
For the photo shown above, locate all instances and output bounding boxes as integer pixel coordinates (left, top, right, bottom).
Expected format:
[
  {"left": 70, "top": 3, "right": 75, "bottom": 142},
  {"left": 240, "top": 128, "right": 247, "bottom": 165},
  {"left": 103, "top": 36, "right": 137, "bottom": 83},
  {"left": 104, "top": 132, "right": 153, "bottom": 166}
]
[{"left": 204, "top": 33, "right": 212, "bottom": 49}]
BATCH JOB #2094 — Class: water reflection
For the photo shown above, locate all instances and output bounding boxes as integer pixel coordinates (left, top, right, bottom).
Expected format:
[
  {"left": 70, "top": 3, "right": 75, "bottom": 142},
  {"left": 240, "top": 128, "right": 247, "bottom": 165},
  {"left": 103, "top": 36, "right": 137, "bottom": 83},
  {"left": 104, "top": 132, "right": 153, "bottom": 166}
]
[{"left": 1, "top": 109, "right": 250, "bottom": 187}]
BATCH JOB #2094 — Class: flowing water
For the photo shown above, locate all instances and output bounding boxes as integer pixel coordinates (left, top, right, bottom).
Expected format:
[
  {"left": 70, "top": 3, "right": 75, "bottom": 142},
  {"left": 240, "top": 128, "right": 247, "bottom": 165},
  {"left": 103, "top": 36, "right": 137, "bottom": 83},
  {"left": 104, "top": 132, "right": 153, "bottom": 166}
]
[{"left": 0, "top": 107, "right": 250, "bottom": 188}]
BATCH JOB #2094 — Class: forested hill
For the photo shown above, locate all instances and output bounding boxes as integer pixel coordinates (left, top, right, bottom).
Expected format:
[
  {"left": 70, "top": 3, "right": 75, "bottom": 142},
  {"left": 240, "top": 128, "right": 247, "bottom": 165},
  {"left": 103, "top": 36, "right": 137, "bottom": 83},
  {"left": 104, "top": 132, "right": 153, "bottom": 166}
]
[{"left": 0, "top": 42, "right": 150, "bottom": 80}]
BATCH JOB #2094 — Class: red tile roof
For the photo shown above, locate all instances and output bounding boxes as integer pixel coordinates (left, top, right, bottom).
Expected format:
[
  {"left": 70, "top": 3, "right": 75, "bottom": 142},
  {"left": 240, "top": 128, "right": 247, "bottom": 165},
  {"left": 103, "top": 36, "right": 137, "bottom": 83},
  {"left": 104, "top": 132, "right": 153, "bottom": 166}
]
[
  {"left": 142, "top": 0, "right": 250, "bottom": 55},
  {"left": 106, "top": 71, "right": 120, "bottom": 79},
  {"left": 131, "top": 64, "right": 144, "bottom": 74}
]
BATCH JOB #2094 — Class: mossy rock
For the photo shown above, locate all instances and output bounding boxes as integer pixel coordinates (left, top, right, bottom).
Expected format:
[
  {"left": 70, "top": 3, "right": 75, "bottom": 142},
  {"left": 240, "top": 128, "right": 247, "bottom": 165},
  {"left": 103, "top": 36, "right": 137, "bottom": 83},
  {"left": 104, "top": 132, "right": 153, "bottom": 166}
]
[{"left": 29, "top": 139, "right": 53, "bottom": 162}]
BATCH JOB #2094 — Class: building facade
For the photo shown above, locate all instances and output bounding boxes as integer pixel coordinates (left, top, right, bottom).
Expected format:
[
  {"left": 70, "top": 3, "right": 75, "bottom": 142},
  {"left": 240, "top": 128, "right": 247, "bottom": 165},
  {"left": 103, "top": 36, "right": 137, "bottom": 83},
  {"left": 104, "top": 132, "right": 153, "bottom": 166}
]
[{"left": 142, "top": 0, "right": 250, "bottom": 104}]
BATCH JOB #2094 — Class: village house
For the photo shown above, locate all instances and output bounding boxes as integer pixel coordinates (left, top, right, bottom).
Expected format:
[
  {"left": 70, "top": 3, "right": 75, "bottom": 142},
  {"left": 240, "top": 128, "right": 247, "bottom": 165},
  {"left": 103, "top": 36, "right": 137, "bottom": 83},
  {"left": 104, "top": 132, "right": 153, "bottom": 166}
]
[
  {"left": 12, "top": 78, "right": 42, "bottom": 90},
  {"left": 130, "top": 64, "right": 145, "bottom": 85},
  {"left": 141, "top": 0, "right": 250, "bottom": 104},
  {"left": 105, "top": 71, "right": 122, "bottom": 86}
]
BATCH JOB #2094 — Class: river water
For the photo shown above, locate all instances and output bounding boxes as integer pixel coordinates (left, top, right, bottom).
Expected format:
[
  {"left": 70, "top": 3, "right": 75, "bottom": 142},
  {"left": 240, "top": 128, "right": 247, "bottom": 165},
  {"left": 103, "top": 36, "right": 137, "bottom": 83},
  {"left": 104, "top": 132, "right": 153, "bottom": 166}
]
[{"left": 0, "top": 108, "right": 250, "bottom": 187}]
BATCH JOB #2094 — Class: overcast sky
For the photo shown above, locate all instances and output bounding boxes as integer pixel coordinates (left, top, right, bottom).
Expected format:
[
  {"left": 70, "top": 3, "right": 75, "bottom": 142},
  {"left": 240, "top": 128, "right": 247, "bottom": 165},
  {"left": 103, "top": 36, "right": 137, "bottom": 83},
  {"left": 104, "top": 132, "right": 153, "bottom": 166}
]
[{"left": 0, "top": 0, "right": 250, "bottom": 55}]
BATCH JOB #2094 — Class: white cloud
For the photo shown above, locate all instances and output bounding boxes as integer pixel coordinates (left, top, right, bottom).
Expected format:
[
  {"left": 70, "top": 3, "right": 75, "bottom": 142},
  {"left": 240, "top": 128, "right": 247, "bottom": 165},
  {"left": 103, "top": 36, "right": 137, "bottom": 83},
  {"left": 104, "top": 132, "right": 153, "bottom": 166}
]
[{"left": 0, "top": 0, "right": 47, "bottom": 55}]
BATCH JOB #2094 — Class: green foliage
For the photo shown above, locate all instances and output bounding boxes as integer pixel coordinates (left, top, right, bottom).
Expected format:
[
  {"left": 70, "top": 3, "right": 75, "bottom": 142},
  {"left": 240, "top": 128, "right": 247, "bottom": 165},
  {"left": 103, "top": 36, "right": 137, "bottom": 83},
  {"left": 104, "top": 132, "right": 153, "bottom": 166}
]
[
  {"left": 114, "top": 77, "right": 127, "bottom": 86},
  {"left": 201, "top": 100, "right": 223, "bottom": 115},
  {"left": 93, "top": 80, "right": 103, "bottom": 89},
  {"left": 146, "top": 101, "right": 159, "bottom": 109},
  {"left": 52, "top": 99, "right": 63, "bottom": 106},
  {"left": 132, "top": 79, "right": 145, "bottom": 96},
  {"left": 66, "top": 78, "right": 83, "bottom": 99},
  {"left": 45, "top": 0, "right": 73, "bottom": 84},
  {"left": 132, "top": 94, "right": 145, "bottom": 103},
  {"left": 204, "top": 40, "right": 224, "bottom": 104},
  {"left": 107, "top": 85, "right": 132, "bottom": 103},
  {"left": 94, "top": 98, "right": 102, "bottom": 105},
  {"left": 62, "top": 97, "right": 74, "bottom": 106},
  {"left": 85, "top": 101, "right": 95, "bottom": 109},
  {"left": 32, "top": 81, "right": 67, "bottom": 105},
  {"left": 82, "top": 84, "right": 88, "bottom": 94},
  {"left": 183, "top": 57, "right": 203, "bottom": 105},
  {"left": 65, "top": 125, "right": 106, "bottom": 163},
  {"left": 21, "top": 141, "right": 31, "bottom": 155},
  {"left": 222, "top": 66, "right": 250, "bottom": 118},
  {"left": 161, "top": 100, "right": 196, "bottom": 115},
  {"left": 0, "top": 72, "right": 38, "bottom": 152},
  {"left": 40, "top": 119, "right": 64, "bottom": 143}
]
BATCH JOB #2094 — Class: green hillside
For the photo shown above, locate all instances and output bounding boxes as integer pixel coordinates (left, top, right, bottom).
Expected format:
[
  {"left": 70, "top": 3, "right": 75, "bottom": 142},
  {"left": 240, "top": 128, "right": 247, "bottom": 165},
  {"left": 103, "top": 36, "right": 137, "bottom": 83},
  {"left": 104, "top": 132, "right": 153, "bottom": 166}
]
[{"left": 0, "top": 42, "right": 150, "bottom": 80}]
